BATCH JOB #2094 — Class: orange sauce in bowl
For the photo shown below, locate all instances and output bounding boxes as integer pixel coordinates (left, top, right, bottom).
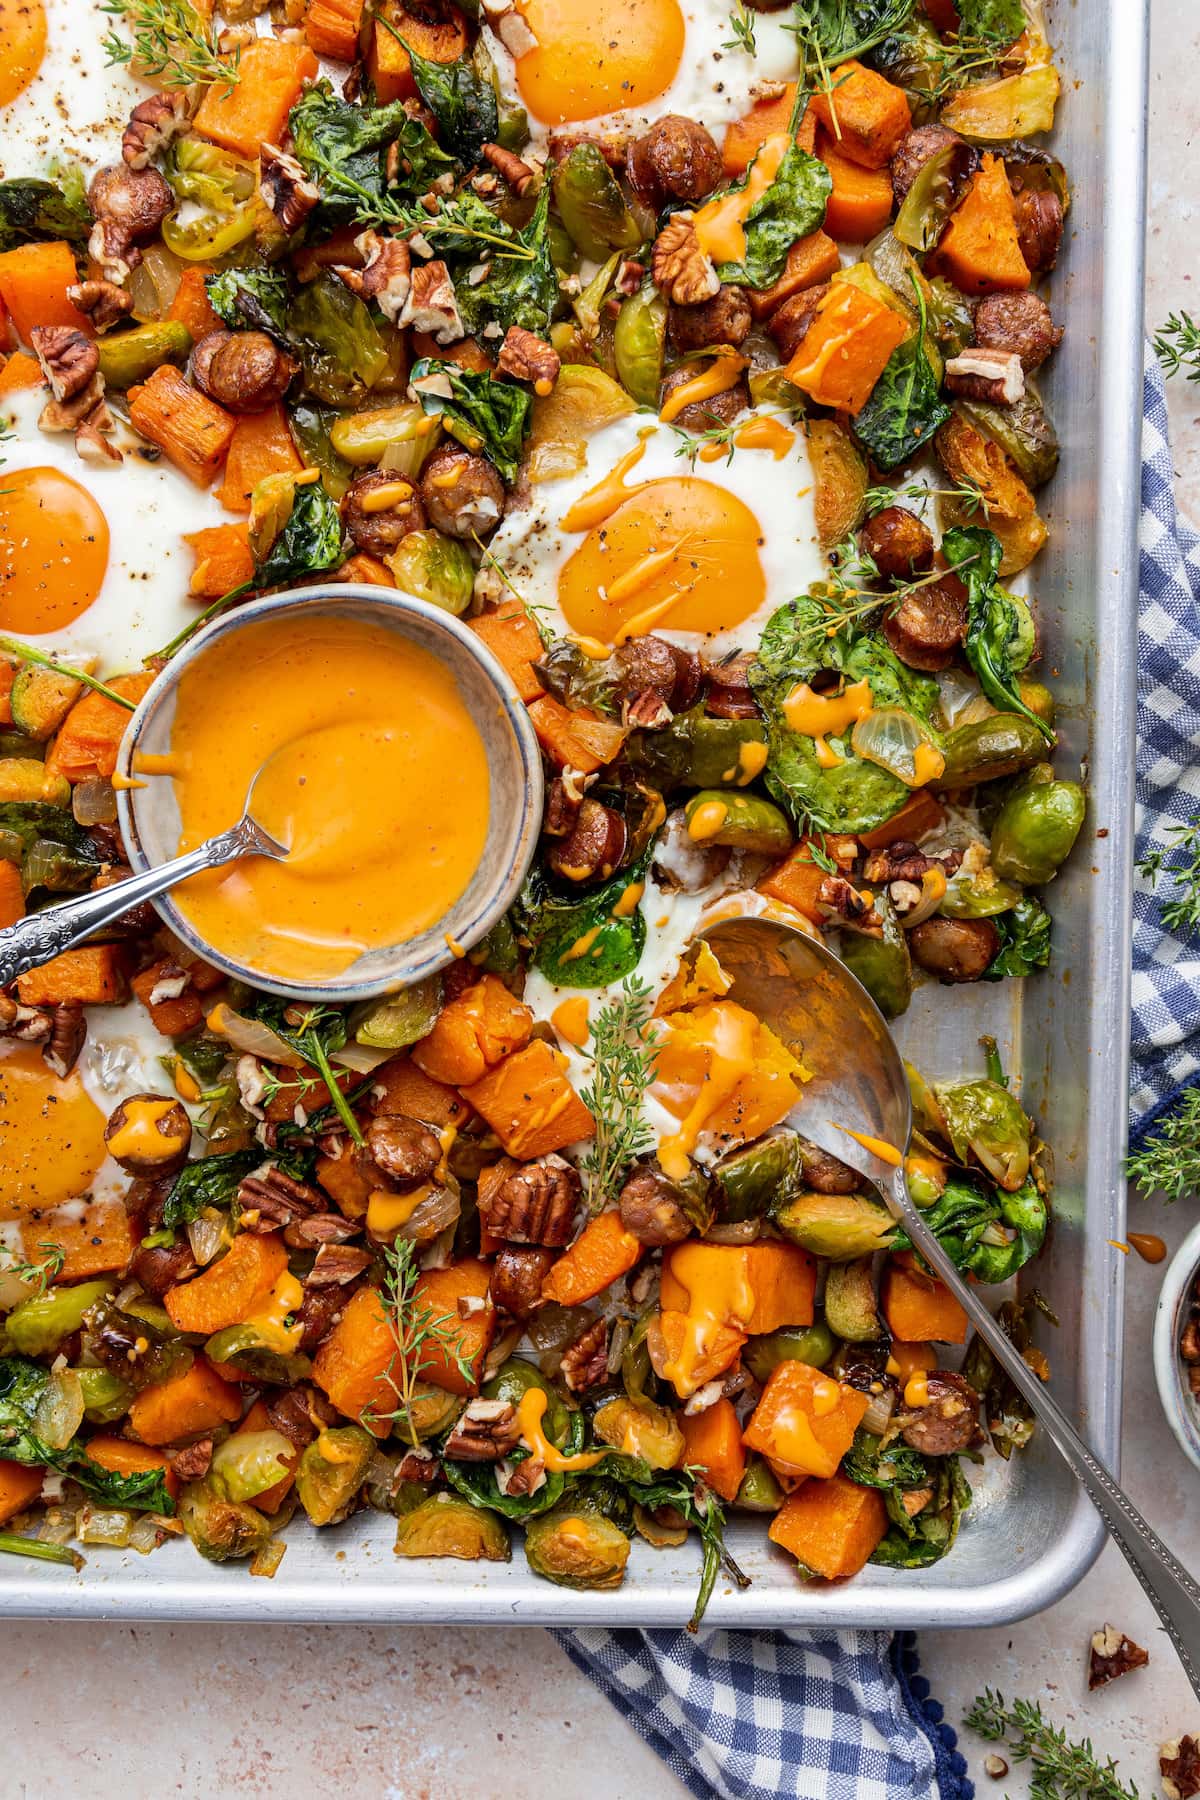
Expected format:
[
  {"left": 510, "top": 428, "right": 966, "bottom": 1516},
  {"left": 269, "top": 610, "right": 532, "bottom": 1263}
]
[{"left": 165, "top": 613, "right": 491, "bottom": 983}]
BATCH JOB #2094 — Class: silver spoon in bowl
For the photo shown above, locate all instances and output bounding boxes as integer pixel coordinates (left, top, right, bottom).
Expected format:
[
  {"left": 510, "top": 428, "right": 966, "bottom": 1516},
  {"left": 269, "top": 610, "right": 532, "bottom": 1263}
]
[
  {"left": 0, "top": 780, "right": 288, "bottom": 990},
  {"left": 701, "top": 912, "right": 1200, "bottom": 1702}
]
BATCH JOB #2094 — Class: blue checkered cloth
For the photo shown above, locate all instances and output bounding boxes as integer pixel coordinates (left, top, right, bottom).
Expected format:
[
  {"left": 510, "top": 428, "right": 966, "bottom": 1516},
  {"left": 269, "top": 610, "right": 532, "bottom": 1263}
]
[{"left": 555, "top": 362, "right": 1199, "bottom": 1799}]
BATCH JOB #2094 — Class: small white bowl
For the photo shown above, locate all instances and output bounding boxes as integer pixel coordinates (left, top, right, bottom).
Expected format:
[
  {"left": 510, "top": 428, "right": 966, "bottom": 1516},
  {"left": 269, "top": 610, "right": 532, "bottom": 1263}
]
[
  {"left": 1153, "top": 1218, "right": 1200, "bottom": 1474},
  {"left": 115, "top": 584, "right": 544, "bottom": 1003}
]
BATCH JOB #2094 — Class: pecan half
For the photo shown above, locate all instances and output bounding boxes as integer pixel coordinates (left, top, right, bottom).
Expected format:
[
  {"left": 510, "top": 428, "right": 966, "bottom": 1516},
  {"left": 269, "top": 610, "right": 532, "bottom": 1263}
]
[
  {"left": 399, "top": 258, "right": 464, "bottom": 343},
  {"left": 237, "top": 1165, "right": 326, "bottom": 1230},
  {"left": 479, "top": 1155, "right": 580, "bottom": 1247},
  {"left": 29, "top": 326, "right": 99, "bottom": 403},
  {"left": 396, "top": 1445, "right": 438, "bottom": 1484},
  {"left": 1087, "top": 1623, "right": 1149, "bottom": 1689},
  {"left": 482, "top": 142, "right": 537, "bottom": 195},
  {"left": 65, "top": 279, "right": 133, "bottom": 333},
  {"left": 43, "top": 1003, "right": 86, "bottom": 1079},
  {"left": 561, "top": 1317, "right": 609, "bottom": 1392},
  {"left": 335, "top": 229, "right": 412, "bottom": 322},
  {"left": 283, "top": 1212, "right": 362, "bottom": 1248},
  {"left": 651, "top": 215, "right": 720, "bottom": 305},
  {"left": 306, "top": 1242, "right": 372, "bottom": 1286},
  {"left": 497, "top": 324, "right": 560, "bottom": 394},
  {"left": 260, "top": 142, "right": 322, "bottom": 235},
  {"left": 1162, "top": 1737, "right": 1200, "bottom": 1800},
  {"left": 944, "top": 348, "right": 1025, "bottom": 406},
  {"left": 443, "top": 1397, "right": 521, "bottom": 1462},
  {"left": 122, "top": 91, "right": 195, "bottom": 169}
]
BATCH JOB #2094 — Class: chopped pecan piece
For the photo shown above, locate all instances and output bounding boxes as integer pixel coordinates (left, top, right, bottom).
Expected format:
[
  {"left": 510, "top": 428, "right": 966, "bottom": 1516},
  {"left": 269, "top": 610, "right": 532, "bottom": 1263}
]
[
  {"left": 862, "top": 842, "right": 962, "bottom": 886},
  {"left": 283, "top": 1212, "right": 362, "bottom": 1248},
  {"left": 366, "top": 1113, "right": 442, "bottom": 1188},
  {"left": 237, "top": 1165, "right": 326, "bottom": 1229},
  {"left": 122, "top": 90, "right": 194, "bottom": 169},
  {"left": 399, "top": 258, "right": 463, "bottom": 343},
  {"left": 29, "top": 327, "right": 98, "bottom": 403},
  {"left": 1087, "top": 1623, "right": 1149, "bottom": 1689},
  {"left": 266, "top": 1385, "right": 334, "bottom": 1451},
  {"left": 307, "top": 1242, "right": 372, "bottom": 1286},
  {"left": 615, "top": 257, "right": 645, "bottom": 296},
  {"left": 560, "top": 1317, "right": 609, "bottom": 1392},
  {"left": 443, "top": 1397, "right": 521, "bottom": 1462},
  {"left": 497, "top": 1453, "right": 546, "bottom": 1498},
  {"left": 651, "top": 215, "right": 720, "bottom": 305},
  {"left": 1162, "top": 1737, "right": 1200, "bottom": 1800},
  {"left": 396, "top": 1445, "right": 438, "bottom": 1483},
  {"left": 260, "top": 142, "right": 322, "bottom": 235},
  {"left": 43, "top": 1003, "right": 86, "bottom": 1079},
  {"left": 0, "top": 999, "right": 49, "bottom": 1042},
  {"left": 168, "top": 1438, "right": 214, "bottom": 1482},
  {"left": 482, "top": 142, "right": 537, "bottom": 195},
  {"left": 480, "top": 1155, "right": 581, "bottom": 1246},
  {"left": 65, "top": 279, "right": 133, "bottom": 333},
  {"left": 497, "top": 324, "right": 560, "bottom": 394},
  {"left": 944, "top": 348, "right": 1025, "bottom": 406},
  {"left": 818, "top": 875, "right": 878, "bottom": 929},
  {"left": 336, "top": 229, "right": 411, "bottom": 321}
]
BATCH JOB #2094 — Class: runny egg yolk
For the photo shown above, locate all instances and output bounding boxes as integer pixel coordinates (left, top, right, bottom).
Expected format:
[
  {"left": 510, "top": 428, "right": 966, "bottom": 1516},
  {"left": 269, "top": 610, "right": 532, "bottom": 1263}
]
[
  {"left": 0, "top": 1041, "right": 108, "bottom": 1208},
  {"left": 512, "top": 0, "right": 685, "bottom": 123},
  {"left": 0, "top": 0, "right": 47, "bottom": 106},
  {"left": 0, "top": 467, "right": 110, "bottom": 634},
  {"left": 557, "top": 476, "right": 767, "bottom": 642}
]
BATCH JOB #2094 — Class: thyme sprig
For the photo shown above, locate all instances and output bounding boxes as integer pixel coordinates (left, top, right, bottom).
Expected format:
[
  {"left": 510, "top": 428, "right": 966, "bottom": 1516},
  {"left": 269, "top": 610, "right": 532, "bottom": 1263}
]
[
  {"left": 0, "top": 638, "right": 136, "bottom": 712},
  {"left": 0, "top": 1243, "right": 65, "bottom": 1297},
  {"left": 100, "top": 0, "right": 239, "bottom": 93},
  {"left": 862, "top": 479, "right": 988, "bottom": 520},
  {"left": 579, "top": 977, "right": 659, "bottom": 1213},
  {"left": 1155, "top": 311, "right": 1200, "bottom": 383},
  {"left": 1126, "top": 1087, "right": 1200, "bottom": 1203},
  {"left": 1136, "top": 809, "right": 1200, "bottom": 938},
  {"left": 964, "top": 1691, "right": 1141, "bottom": 1800},
  {"left": 374, "top": 1239, "right": 475, "bottom": 1447},
  {"left": 722, "top": 2, "right": 757, "bottom": 55}
]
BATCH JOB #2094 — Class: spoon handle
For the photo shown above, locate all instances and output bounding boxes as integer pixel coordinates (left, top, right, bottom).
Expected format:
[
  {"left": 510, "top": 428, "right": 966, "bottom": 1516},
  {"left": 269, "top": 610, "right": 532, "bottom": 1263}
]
[
  {"left": 888, "top": 1167, "right": 1200, "bottom": 1702},
  {"left": 0, "top": 819, "right": 258, "bottom": 988}
]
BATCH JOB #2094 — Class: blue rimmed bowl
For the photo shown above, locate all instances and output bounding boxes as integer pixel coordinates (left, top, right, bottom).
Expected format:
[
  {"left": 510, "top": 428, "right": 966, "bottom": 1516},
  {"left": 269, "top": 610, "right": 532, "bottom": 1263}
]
[{"left": 115, "top": 584, "right": 543, "bottom": 1003}]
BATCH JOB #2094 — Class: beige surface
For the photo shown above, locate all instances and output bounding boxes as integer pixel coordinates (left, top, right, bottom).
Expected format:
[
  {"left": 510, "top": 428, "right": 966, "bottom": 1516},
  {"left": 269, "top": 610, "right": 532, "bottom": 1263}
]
[{"left": 4, "top": 7, "right": 1198, "bottom": 1799}]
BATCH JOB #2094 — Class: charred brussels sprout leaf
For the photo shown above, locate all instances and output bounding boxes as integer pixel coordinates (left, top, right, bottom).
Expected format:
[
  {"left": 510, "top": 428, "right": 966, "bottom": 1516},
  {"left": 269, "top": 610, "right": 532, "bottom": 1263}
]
[
  {"left": 932, "top": 1074, "right": 1033, "bottom": 1192},
  {"left": 982, "top": 895, "right": 1052, "bottom": 980},
  {"left": 455, "top": 182, "right": 558, "bottom": 339},
  {"left": 773, "top": 1188, "right": 899, "bottom": 1258},
  {"left": 161, "top": 1150, "right": 261, "bottom": 1228},
  {"left": 714, "top": 141, "right": 832, "bottom": 289},
  {"left": 0, "top": 175, "right": 92, "bottom": 253},
  {"left": 522, "top": 855, "right": 649, "bottom": 988},
  {"left": 295, "top": 1426, "right": 375, "bottom": 1524},
  {"left": 852, "top": 285, "right": 950, "bottom": 471},
  {"left": 256, "top": 478, "right": 346, "bottom": 588},
  {"left": 870, "top": 1455, "right": 971, "bottom": 1567},
  {"left": 180, "top": 1482, "right": 274, "bottom": 1561},
  {"left": 409, "top": 358, "right": 532, "bottom": 484},
  {"left": 0, "top": 1357, "right": 174, "bottom": 1512},
  {"left": 0, "top": 803, "right": 101, "bottom": 898},
  {"left": 399, "top": 38, "right": 498, "bottom": 163},
  {"left": 289, "top": 82, "right": 454, "bottom": 226},
  {"left": 742, "top": 1323, "right": 835, "bottom": 1382},
  {"left": 4, "top": 1280, "right": 111, "bottom": 1359},
  {"left": 291, "top": 273, "right": 390, "bottom": 407},
  {"left": 962, "top": 1293, "right": 1053, "bottom": 1459},
  {"left": 943, "top": 526, "right": 1055, "bottom": 744},
  {"left": 205, "top": 267, "right": 290, "bottom": 340}
]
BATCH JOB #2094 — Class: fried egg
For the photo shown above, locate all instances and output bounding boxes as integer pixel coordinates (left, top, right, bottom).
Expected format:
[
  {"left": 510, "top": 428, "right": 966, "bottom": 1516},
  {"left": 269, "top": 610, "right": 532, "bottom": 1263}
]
[
  {"left": 484, "top": 406, "right": 825, "bottom": 659},
  {"left": 487, "top": 0, "right": 799, "bottom": 138},
  {"left": 0, "top": 0, "right": 145, "bottom": 174},
  {"left": 0, "top": 386, "right": 227, "bottom": 668}
]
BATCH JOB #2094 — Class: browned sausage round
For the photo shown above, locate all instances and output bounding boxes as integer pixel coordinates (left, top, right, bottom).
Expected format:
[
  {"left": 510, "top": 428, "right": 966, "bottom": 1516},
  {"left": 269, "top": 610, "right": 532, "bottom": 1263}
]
[
  {"left": 660, "top": 366, "right": 750, "bottom": 433},
  {"left": 366, "top": 1114, "right": 443, "bottom": 1187},
  {"left": 545, "top": 798, "right": 627, "bottom": 882},
  {"left": 704, "top": 651, "right": 760, "bottom": 719},
  {"left": 860, "top": 507, "right": 935, "bottom": 580},
  {"left": 797, "top": 1137, "right": 865, "bottom": 1194},
  {"left": 619, "top": 1166, "right": 693, "bottom": 1245},
  {"left": 627, "top": 115, "right": 723, "bottom": 208},
  {"left": 881, "top": 574, "right": 968, "bottom": 672},
  {"left": 890, "top": 123, "right": 965, "bottom": 205},
  {"left": 614, "top": 635, "right": 702, "bottom": 714},
  {"left": 900, "top": 1372, "right": 982, "bottom": 1455},
  {"left": 668, "top": 287, "right": 752, "bottom": 353},
  {"left": 1012, "top": 188, "right": 1063, "bottom": 274},
  {"left": 129, "top": 1238, "right": 198, "bottom": 1298},
  {"left": 418, "top": 444, "right": 506, "bottom": 539},
  {"left": 765, "top": 283, "right": 830, "bottom": 361},
  {"left": 973, "top": 292, "right": 1063, "bottom": 371},
  {"left": 191, "top": 329, "right": 297, "bottom": 413},
  {"left": 909, "top": 916, "right": 1001, "bottom": 982},
  {"left": 490, "top": 1245, "right": 556, "bottom": 1319},
  {"left": 342, "top": 469, "right": 427, "bottom": 556}
]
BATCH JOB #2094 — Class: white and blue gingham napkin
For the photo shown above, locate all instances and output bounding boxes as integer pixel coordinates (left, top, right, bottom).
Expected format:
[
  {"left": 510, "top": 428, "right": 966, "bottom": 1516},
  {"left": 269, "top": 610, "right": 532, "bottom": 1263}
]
[{"left": 554, "top": 360, "right": 1199, "bottom": 1800}]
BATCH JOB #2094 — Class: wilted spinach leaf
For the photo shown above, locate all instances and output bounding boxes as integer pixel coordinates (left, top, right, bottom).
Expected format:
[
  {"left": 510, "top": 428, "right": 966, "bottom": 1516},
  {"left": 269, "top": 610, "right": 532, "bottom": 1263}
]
[
  {"left": 892, "top": 1171, "right": 1046, "bottom": 1283},
  {"left": 956, "top": 0, "right": 1026, "bottom": 46},
  {"left": 791, "top": 0, "right": 917, "bottom": 65},
  {"left": 962, "top": 1293, "right": 1055, "bottom": 1460},
  {"left": 0, "top": 176, "right": 92, "bottom": 254},
  {"left": 409, "top": 358, "right": 532, "bottom": 483},
  {"left": 852, "top": 284, "right": 950, "bottom": 469},
  {"left": 0, "top": 1357, "right": 174, "bottom": 1513},
  {"left": 843, "top": 1428, "right": 932, "bottom": 1494},
  {"left": 289, "top": 82, "right": 454, "bottom": 229},
  {"left": 256, "top": 478, "right": 346, "bottom": 588},
  {"left": 398, "top": 36, "right": 499, "bottom": 164},
  {"left": 205, "top": 267, "right": 290, "bottom": 340},
  {"left": 290, "top": 272, "right": 390, "bottom": 407},
  {"left": 943, "top": 525, "right": 1055, "bottom": 743},
  {"left": 456, "top": 182, "right": 558, "bottom": 338},
  {"left": 716, "top": 141, "right": 832, "bottom": 289},
  {"left": 870, "top": 1456, "right": 971, "bottom": 1568},
  {"left": 983, "top": 895, "right": 1052, "bottom": 981},
  {"left": 521, "top": 857, "right": 648, "bottom": 990},
  {"left": 162, "top": 1150, "right": 261, "bottom": 1229}
]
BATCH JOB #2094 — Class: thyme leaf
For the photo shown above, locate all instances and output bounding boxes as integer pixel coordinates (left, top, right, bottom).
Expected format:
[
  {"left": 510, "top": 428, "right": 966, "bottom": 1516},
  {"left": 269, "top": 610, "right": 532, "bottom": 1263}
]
[
  {"left": 964, "top": 1690, "right": 1141, "bottom": 1800},
  {"left": 373, "top": 1239, "right": 475, "bottom": 1447},
  {"left": 578, "top": 977, "right": 659, "bottom": 1212},
  {"left": 1126, "top": 1087, "right": 1200, "bottom": 1203},
  {"left": 1137, "top": 810, "right": 1200, "bottom": 938},
  {"left": 1155, "top": 310, "right": 1200, "bottom": 383},
  {"left": 100, "top": 0, "right": 238, "bottom": 93}
]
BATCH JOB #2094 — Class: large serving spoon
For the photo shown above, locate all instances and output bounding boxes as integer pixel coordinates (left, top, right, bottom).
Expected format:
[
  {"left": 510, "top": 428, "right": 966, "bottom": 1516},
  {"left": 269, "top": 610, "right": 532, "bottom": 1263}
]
[
  {"left": 701, "top": 912, "right": 1200, "bottom": 1701},
  {"left": 0, "top": 791, "right": 287, "bottom": 990}
]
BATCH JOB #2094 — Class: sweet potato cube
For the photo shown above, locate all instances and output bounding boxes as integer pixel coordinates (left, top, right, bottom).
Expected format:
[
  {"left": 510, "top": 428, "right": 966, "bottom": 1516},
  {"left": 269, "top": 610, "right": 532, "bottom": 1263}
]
[
  {"left": 128, "top": 365, "right": 237, "bottom": 487},
  {"left": 194, "top": 40, "right": 320, "bottom": 159},
  {"left": 410, "top": 1259, "right": 495, "bottom": 1394},
  {"left": 372, "top": 1053, "right": 472, "bottom": 1127},
  {"left": 680, "top": 1397, "right": 747, "bottom": 1503},
  {"left": 312, "top": 1286, "right": 398, "bottom": 1436},
  {"left": 742, "top": 1360, "right": 870, "bottom": 1480},
  {"left": 0, "top": 241, "right": 92, "bottom": 339},
  {"left": 784, "top": 284, "right": 909, "bottom": 413},
  {"left": 747, "top": 229, "right": 843, "bottom": 321},
  {"left": 129, "top": 1357, "right": 243, "bottom": 1446},
  {"left": 722, "top": 82, "right": 817, "bottom": 177},
  {"left": 541, "top": 1210, "right": 643, "bottom": 1308},
  {"left": 44, "top": 673, "right": 155, "bottom": 784},
  {"left": 165, "top": 1233, "right": 289, "bottom": 1336},
  {"left": 185, "top": 523, "right": 255, "bottom": 599},
  {"left": 817, "top": 133, "right": 896, "bottom": 243},
  {"left": 365, "top": 1, "right": 467, "bottom": 103},
  {"left": 882, "top": 1251, "right": 968, "bottom": 1344},
  {"left": 304, "top": 0, "right": 364, "bottom": 60},
  {"left": 810, "top": 60, "right": 912, "bottom": 169},
  {"left": 0, "top": 1459, "right": 43, "bottom": 1524},
  {"left": 16, "top": 945, "right": 126, "bottom": 1006},
  {"left": 411, "top": 973, "right": 533, "bottom": 1088},
  {"left": 757, "top": 834, "right": 858, "bottom": 922},
  {"left": 29, "top": 1199, "right": 135, "bottom": 1282},
  {"left": 468, "top": 604, "right": 546, "bottom": 703},
  {"left": 218, "top": 403, "right": 303, "bottom": 514},
  {"left": 769, "top": 1473, "right": 888, "bottom": 1579},
  {"left": 463, "top": 1040, "right": 595, "bottom": 1159}
]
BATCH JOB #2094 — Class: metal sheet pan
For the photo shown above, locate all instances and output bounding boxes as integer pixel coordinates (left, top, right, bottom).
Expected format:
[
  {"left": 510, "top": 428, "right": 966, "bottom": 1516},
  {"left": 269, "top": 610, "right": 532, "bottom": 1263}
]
[{"left": 0, "top": 0, "right": 1148, "bottom": 1625}]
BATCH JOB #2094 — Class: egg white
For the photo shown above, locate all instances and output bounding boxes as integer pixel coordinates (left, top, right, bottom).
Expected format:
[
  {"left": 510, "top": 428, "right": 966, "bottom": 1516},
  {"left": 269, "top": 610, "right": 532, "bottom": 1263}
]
[
  {"left": 0, "top": 0, "right": 146, "bottom": 177},
  {"left": 484, "top": 407, "right": 825, "bottom": 660},
  {"left": 0, "top": 386, "right": 229, "bottom": 671}
]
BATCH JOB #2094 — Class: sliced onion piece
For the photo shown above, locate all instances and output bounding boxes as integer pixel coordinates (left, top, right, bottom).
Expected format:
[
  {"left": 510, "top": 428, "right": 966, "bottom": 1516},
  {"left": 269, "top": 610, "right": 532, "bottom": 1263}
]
[
  {"left": 861, "top": 1390, "right": 896, "bottom": 1437},
  {"left": 852, "top": 708, "right": 945, "bottom": 788},
  {"left": 34, "top": 1369, "right": 84, "bottom": 1451},
  {"left": 206, "top": 1003, "right": 306, "bottom": 1069}
]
